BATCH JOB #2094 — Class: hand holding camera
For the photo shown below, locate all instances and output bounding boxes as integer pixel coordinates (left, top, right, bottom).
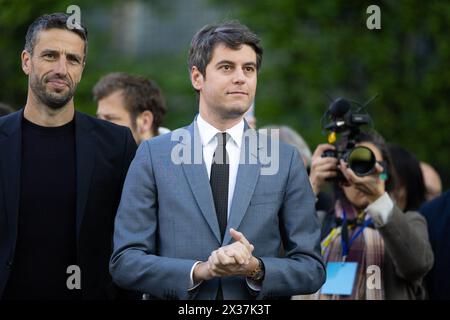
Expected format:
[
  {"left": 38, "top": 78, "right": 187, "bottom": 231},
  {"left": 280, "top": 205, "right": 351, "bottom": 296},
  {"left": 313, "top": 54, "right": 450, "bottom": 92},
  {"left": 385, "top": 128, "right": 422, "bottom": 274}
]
[
  {"left": 338, "top": 159, "right": 386, "bottom": 204},
  {"left": 309, "top": 144, "right": 338, "bottom": 195}
]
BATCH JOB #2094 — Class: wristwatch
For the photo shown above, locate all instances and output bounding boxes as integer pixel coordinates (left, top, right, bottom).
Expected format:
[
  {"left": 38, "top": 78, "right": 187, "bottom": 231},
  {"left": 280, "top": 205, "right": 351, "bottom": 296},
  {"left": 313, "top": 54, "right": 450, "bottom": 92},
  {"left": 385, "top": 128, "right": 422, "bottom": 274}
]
[{"left": 249, "top": 258, "right": 265, "bottom": 282}]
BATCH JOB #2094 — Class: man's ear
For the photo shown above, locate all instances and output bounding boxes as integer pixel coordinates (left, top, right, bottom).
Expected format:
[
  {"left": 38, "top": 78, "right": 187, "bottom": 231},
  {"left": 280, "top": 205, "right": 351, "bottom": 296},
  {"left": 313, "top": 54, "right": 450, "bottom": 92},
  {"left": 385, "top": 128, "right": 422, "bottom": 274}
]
[
  {"left": 21, "top": 50, "right": 31, "bottom": 75},
  {"left": 137, "top": 110, "right": 154, "bottom": 134},
  {"left": 190, "top": 66, "right": 204, "bottom": 91}
]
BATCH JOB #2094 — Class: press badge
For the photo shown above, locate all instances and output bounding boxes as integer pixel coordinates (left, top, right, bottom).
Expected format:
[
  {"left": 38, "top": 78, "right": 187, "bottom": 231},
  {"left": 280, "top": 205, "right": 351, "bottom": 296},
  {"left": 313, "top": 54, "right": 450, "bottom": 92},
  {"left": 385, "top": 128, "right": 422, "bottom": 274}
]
[{"left": 321, "top": 262, "right": 358, "bottom": 295}]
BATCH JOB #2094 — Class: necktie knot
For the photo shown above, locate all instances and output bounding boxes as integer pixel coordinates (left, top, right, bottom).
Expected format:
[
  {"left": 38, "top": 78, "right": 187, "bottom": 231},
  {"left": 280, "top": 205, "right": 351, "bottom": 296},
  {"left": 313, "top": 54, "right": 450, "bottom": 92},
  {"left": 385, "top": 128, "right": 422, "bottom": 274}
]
[
  {"left": 217, "top": 132, "right": 229, "bottom": 147},
  {"left": 213, "top": 133, "right": 229, "bottom": 165}
]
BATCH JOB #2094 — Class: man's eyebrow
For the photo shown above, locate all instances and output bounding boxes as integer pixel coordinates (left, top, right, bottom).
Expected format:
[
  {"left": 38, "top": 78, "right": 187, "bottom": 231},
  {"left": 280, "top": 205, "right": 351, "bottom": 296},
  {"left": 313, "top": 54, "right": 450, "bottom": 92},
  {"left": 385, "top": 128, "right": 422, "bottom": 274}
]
[
  {"left": 67, "top": 53, "right": 82, "bottom": 62},
  {"left": 40, "top": 49, "right": 59, "bottom": 55},
  {"left": 215, "top": 60, "right": 236, "bottom": 67},
  {"left": 215, "top": 60, "right": 257, "bottom": 67}
]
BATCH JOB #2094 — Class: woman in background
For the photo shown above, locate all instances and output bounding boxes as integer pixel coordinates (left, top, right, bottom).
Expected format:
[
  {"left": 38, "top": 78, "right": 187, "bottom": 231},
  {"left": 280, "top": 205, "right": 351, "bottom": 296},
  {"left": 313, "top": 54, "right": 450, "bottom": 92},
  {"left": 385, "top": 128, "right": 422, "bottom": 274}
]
[{"left": 298, "top": 131, "right": 433, "bottom": 300}]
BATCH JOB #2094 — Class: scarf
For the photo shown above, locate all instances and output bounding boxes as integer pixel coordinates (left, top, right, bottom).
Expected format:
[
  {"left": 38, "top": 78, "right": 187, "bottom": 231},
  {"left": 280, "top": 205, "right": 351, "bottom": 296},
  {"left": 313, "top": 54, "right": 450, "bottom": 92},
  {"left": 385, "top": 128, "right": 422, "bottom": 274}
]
[{"left": 294, "top": 200, "right": 385, "bottom": 300}]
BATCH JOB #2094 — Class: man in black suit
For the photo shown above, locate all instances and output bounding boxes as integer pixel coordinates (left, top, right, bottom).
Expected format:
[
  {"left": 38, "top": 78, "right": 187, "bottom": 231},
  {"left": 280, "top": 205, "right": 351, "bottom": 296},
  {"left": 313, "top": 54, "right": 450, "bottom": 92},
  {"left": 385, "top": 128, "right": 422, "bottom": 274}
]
[{"left": 0, "top": 13, "right": 137, "bottom": 300}]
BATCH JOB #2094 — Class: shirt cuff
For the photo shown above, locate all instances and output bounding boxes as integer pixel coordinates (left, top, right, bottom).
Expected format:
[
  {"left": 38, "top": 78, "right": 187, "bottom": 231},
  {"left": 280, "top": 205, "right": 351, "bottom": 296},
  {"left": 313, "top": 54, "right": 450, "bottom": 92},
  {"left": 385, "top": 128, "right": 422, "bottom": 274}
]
[
  {"left": 188, "top": 261, "right": 203, "bottom": 291},
  {"left": 365, "top": 192, "right": 394, "bottom": 227},
  {"left": 246, "top": 277, "right": 262, "bottom": 291}
]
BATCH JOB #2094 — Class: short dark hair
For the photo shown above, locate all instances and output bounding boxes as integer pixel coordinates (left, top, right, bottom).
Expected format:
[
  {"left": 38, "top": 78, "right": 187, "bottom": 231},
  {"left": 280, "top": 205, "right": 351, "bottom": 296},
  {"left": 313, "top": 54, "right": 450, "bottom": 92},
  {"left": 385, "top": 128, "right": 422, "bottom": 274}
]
[
  {"left": 388, "top": 144, "right": 426, "bottom": 211},
  {"left": 188, "top": 20, "right": 263, "bottom": 77},
  {"left": 92, "top": 73, "right": 166, "bottom": 136},
  {"left": 25, "top": 12, "right": 88, "bottom": 60},
  {"left": 0, "top": 102, "right": 14, "bottom": 116}
]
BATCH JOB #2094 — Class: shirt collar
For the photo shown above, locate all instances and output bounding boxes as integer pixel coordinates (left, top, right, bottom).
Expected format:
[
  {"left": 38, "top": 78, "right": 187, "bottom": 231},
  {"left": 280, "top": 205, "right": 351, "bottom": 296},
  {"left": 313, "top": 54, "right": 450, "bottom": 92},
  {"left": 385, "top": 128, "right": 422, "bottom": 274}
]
[{"left": 196, "top": 113, "right": 244, "bottom": 148}]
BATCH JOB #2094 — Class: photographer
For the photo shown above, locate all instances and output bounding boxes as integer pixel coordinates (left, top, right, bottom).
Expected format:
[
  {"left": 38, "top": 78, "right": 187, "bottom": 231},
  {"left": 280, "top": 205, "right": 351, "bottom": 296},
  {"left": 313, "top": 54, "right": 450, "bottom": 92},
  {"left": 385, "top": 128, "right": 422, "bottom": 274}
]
[{"left": 307, "top": 130, "right": 434, "bottom": 300}]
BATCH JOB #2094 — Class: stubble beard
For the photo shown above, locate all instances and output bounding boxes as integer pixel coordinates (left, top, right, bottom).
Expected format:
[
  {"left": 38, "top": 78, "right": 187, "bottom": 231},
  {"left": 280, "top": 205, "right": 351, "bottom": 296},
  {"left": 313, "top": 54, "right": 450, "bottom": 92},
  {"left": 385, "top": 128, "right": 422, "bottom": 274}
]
[{"left": 29, "top": 72, "right": 76, "bottom": 110}]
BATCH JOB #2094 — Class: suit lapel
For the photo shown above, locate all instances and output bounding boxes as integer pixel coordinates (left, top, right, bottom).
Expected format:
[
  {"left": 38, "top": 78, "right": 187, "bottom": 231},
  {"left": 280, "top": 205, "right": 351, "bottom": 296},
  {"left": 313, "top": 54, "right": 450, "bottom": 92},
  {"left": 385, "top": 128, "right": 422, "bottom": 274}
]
[
  {"left": 0, "top": 110, "right": 23, "bottom": 251},
  {"left": 180, "top": 121, "right": 222, "bottom": 244},
  {"left": 223, "top": 127, "right": 261, "bottom": 246},
  {"left": 74, "top": 112, "right": 95, "bottom": 242}
]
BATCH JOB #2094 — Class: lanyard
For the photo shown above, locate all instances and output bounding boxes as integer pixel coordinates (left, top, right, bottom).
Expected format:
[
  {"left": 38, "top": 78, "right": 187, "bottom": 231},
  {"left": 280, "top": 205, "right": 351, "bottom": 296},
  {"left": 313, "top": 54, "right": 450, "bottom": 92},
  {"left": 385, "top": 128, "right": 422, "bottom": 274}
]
[{"left": 341, "top": 209, "right": 372, "bottom": 261}]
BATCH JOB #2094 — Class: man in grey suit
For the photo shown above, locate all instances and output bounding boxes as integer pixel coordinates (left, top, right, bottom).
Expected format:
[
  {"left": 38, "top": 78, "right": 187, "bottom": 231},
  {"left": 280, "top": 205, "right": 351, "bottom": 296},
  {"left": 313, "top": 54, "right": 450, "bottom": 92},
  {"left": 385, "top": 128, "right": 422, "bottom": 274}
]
[{"left": 110, "top": 21, "right": 326, "bottom": 300}]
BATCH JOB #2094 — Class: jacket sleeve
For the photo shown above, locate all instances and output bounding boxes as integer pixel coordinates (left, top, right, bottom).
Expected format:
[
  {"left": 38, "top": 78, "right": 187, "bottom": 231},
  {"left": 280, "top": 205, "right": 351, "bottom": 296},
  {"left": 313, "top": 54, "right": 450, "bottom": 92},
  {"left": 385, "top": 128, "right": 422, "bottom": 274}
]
[
  {"left": 110, "top": 140, "right": 197, "bottom": 300},
  {"left": 257, "top": 147, "right": 326, "bottom": 298},
  {"left": 378, "top": 206, "right": 434, "bottom": 282}
]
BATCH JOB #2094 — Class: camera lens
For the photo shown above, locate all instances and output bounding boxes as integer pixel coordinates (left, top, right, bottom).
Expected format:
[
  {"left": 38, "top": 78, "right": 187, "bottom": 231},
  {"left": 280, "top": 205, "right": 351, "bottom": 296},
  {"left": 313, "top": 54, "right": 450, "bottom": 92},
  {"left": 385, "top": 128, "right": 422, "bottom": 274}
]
[{"left": 347, "top": 146, "right": 376, "bottom": 176}]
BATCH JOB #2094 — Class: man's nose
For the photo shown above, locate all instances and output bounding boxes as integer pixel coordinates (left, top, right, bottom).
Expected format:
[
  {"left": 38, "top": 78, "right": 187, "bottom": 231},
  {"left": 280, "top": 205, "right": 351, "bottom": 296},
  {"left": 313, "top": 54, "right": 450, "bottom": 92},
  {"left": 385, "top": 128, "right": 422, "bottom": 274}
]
[
  {"left": 54, "top": 57, "right": 68, "bottom": 76},
  {"left": 232, "top": 68, "right": 246, "bottom": 84}
]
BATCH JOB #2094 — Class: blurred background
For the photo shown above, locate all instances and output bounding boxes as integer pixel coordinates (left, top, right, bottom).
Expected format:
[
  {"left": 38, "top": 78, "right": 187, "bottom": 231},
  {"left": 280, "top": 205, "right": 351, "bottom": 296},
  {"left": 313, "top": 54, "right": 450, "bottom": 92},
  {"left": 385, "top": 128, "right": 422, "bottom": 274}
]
[{"left": 0, "top": 0, "right": 449, "bottom": 187}]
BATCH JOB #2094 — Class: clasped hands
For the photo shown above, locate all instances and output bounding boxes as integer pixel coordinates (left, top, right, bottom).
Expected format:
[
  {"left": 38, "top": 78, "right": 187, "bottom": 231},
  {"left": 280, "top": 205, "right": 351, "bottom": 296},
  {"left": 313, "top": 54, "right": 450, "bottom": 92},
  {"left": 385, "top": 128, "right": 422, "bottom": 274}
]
[{"left": 193, "top": 228, "right": 259, "bottom": 282}]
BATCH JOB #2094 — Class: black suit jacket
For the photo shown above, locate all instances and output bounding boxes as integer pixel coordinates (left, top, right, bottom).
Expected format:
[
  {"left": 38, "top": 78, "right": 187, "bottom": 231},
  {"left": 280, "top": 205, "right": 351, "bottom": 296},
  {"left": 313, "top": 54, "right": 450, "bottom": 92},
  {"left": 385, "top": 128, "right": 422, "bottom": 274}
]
[
  {"left": 0, "top": 109, "right": 137, "bottom": 299},
  {"left": 420, "top": 190, "right": 450, "bottom": 300}
]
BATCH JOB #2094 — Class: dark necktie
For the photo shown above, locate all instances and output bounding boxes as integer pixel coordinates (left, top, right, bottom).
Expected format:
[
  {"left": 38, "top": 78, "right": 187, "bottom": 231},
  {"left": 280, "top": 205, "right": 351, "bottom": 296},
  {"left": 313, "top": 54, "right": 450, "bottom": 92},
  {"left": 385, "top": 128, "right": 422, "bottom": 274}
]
[{"left": 210, "top": 132, "right": 229, "bottom": 241}]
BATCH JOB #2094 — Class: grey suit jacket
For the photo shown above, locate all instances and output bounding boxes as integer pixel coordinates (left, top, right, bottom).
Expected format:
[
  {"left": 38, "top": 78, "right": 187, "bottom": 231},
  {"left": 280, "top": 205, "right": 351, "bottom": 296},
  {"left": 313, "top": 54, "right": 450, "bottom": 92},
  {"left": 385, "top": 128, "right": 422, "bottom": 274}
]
[{"left": 110, "top": 120, "right": 326, "bottom": 299}]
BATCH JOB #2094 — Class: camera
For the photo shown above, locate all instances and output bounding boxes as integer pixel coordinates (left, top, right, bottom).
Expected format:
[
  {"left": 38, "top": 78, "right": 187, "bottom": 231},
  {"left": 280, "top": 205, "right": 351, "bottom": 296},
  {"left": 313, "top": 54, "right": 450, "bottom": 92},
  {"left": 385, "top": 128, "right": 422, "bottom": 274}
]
[{"left": 321, "top": 96, "right": 377, "bottom": 178}]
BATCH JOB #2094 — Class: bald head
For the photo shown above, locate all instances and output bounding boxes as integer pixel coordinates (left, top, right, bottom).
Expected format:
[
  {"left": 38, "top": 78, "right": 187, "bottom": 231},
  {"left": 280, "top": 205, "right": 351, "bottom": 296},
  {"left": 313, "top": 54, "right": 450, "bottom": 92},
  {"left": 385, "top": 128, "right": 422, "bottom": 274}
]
[{"left": 421, "top": 162, "right": 442, "bottom": 201}]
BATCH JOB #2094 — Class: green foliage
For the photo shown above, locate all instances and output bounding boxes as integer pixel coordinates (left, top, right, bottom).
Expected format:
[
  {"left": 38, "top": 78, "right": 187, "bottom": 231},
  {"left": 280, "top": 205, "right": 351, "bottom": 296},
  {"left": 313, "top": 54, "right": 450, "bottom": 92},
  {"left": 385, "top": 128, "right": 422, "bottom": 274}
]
[
  {"left": 0, "top": 0, "right": 448, "bottom": 186},
  {"left": 0, "top": 0, "right": 198, "bottom": 130},
  {"left": 212, "top": 0, "right": 450, "bottom": 186}
]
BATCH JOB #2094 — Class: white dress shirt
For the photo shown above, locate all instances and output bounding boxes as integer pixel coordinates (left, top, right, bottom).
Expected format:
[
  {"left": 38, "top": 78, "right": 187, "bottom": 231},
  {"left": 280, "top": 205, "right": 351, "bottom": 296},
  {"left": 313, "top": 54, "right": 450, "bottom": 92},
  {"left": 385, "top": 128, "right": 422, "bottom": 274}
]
[
  {"left": 189, "top": 114, "right": 261, "bottom": 292},
  {"left": 196, "top": 113, "right": 244, "bottom": 218}
]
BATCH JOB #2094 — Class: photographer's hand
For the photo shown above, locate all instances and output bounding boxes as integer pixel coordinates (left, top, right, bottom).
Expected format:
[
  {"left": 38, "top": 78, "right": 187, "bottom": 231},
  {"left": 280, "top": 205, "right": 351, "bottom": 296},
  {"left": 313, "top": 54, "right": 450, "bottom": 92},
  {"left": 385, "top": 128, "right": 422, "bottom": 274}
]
[
  {"left": 338, "top": 160, "right": 385, "bottom": 203},
  {"left": 310, "top": 144, "right": 338, "bottom": 195}
]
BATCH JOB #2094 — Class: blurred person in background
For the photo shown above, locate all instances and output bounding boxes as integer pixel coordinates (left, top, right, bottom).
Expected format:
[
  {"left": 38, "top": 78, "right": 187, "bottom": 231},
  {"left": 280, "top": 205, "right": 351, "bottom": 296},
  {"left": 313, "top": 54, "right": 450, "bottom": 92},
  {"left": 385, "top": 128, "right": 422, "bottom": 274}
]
[
  {"left": 94, "top": 72, "right": 168, "bottom": 145},
  {"left": 388, "top": 144, "right": 426, "bottom": 212},
  {"left": 420, "top": 162, "right": 442, "bottom": 201},
  {"left": 300, "top": 130, "right": 433, "bottom": 300},
  {"left": 260, "top": 125, "right": 311, "bottom": 168},
  {"left": 420, "top": 190, "right": 450, "bottom": 299}
]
